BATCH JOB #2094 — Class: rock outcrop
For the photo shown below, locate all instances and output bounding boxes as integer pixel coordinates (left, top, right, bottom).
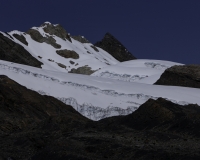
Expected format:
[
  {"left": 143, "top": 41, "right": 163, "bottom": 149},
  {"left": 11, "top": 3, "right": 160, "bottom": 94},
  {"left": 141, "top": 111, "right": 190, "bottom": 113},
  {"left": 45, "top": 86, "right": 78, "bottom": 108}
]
[
  {"left": 26, "top": 22, "right": 72, "bottom": 48},
  {"left": 13, "top": 33, "right": 28, "bottom": 45},
  {"left": 56, "top": 49, "right": 79, "bottom": 59},
  {"left": 95, "top": 32, "right": 136, "bottom": 62},
  {"left": 0, "top": 33, "right": 43, "bottom": 68},
  {"left": 26, "top": 29, "right": 61, "bottom": 49},
  {"left": 69, "top": 65, "right": 96, "bottom": 75},
  {"left": 56, "top": 62, "right": 66, "bottom": 69},
  {"left": 155, "top": 65, "right": 200, "bottom": 88},
  {"left": 41, "top": 22, "right": 72, "bottom": 42}
]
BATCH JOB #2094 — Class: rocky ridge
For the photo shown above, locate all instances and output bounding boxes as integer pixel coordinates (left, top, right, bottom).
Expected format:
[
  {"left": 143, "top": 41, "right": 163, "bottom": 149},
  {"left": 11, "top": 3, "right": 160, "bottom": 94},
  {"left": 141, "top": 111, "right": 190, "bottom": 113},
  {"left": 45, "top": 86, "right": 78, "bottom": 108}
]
[
  {"left": 0, "top": 32, "right": 43, "bottom": 68},
  {"left": 41, "top": 22, "right": 72, "bottom": 42},
  {"left": 95, "top": 32, "right": 136, "bottom": 62}
]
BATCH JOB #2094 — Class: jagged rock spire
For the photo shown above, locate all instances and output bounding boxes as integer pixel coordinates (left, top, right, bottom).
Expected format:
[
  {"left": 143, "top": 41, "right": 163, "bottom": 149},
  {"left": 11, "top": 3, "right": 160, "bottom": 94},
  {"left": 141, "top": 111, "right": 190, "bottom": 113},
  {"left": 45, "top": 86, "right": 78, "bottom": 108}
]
[{"left": 95, "top": 32, "right": 136, "bottom": 62}]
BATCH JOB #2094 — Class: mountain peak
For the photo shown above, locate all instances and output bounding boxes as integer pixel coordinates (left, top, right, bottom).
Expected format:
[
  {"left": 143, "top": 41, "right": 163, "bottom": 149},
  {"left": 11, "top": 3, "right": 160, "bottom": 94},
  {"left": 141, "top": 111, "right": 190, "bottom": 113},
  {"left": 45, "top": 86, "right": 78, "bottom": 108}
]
[
  {"left": 42, "top": 21, "right": 52, "bottom": 25},
  {"left": 40, "top": 22, "right": 71, "bottom": 42},
  {"left": 26, "top": 22, "right": 72, "bottom": 43},
  {"left": 104, "top": 32, "right": 115, "bottom": 37},
  {"left": 95, "top": 32, "right": 136, "bottom": 62}
]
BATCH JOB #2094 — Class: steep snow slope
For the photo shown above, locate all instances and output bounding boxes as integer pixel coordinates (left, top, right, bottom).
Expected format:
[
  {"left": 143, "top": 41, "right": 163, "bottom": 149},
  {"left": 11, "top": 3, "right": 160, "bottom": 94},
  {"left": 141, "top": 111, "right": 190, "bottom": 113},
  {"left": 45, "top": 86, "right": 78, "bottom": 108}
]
[
  {"left": 92, "top": 59, "right": 183, "bottom": 84},
  {"left": 0, "top": 60, "right": 199, "bottom": 121},
  {"left": 1, "top": 22, "right": 118, "bottom": 74}
]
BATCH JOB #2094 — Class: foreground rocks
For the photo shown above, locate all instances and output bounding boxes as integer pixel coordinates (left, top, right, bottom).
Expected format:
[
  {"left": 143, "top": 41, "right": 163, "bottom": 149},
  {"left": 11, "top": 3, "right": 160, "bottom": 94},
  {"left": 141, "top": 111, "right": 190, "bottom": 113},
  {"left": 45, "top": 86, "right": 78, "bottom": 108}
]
[
  {"left": 0, "top": 33, "right": 43, "bottom": 68},
  {"left": 155, "top": 65, "right": 200, "bottom": 88},
  {"left": 0, "top": 75, "right": 200, "bottom": 159},
  {"left": 95, "top": 32, "right": 136, "bottom": 62}
]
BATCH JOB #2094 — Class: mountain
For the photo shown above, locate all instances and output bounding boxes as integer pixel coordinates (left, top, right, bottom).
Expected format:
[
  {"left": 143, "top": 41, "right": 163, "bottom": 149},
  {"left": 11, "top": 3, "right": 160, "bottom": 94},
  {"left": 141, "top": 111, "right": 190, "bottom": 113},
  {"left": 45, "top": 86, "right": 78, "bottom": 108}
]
[
  {"left": 95, "top": 32, "right": 136, "bottom": 62},
  {"left": 0, "top": 22, "right": 200, "bottom": 121},
  {"left": 1, "top": 21, "right": 200, "bottom": 159},
  {"left": 155, "top": 64, "right": 200, "bottom": 88},
  {"left": 0, "top": 77, "right": 200, "bottom": 159},
  {"left": 0, "top": 22, "right": 119, "bottom": 75}
]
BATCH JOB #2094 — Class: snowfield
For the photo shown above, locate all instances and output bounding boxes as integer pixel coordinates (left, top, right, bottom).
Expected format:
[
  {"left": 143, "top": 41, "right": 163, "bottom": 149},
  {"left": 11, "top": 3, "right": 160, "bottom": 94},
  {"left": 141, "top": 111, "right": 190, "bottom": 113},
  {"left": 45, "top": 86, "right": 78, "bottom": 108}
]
[
  {"left": 92, "top": 59, "right": 183, "bottom": 84},
  {"left": 0, "top": 60, "right": 199, "bottom": 120}
]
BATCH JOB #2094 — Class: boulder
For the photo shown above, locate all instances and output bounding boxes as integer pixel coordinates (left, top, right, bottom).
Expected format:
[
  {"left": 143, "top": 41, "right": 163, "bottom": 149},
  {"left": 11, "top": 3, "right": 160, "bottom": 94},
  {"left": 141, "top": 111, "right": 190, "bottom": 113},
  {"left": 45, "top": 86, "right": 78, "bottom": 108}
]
[{"left": 155, "top": 65, "right": 200, "bottom": 88}]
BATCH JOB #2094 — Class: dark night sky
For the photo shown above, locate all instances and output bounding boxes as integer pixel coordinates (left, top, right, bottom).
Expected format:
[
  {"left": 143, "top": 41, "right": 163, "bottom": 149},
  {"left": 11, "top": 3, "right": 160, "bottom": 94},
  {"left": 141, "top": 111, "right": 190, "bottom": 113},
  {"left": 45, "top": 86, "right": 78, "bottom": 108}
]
[{"left": 1, "top": 0, "right": 200, "bottom": 64}]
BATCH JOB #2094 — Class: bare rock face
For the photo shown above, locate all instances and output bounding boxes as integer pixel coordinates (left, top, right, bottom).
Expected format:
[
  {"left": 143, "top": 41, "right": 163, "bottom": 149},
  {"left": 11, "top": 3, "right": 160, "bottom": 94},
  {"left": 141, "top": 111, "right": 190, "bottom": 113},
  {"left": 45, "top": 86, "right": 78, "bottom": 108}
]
[
  {"left": 26, "top": 29, "right": 61, "bottom": 49},
  {"left": 155, "top": 65, "right": 200, "bottom": 88},
  {"left": 56, "top": 49, "right": 79, "bottom": 59},
  {"left": 41, "top": 22, "right": 72, "bottom": 42},
  {"left": 95, "top": 32, "right": 136, "bottom": 62},
  {"left": 13, "top": 34, "right": 28, "bottom": 46},
  {"left": 69, "top": 65, "right": 96, "bottom": 75},
  {"left": 0, "top": 33, "right": 43, "bottom": 68},
  {"left": 71, "top": 35, "right": 90, "bottom": 43}
]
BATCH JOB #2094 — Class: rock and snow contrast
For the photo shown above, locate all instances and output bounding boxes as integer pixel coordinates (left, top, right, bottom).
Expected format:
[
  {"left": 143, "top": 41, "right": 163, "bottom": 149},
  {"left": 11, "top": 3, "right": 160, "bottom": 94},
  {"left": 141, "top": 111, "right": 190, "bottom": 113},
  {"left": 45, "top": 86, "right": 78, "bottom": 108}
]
[
  {"left": 0, "top": 22, "right": 199, "bottom": 121},
  {"left": 0, "top": 60, "right": 200, "bottom": 120},
  {"left": 1, "top": 22, "right": 118, "bottom": 75}
]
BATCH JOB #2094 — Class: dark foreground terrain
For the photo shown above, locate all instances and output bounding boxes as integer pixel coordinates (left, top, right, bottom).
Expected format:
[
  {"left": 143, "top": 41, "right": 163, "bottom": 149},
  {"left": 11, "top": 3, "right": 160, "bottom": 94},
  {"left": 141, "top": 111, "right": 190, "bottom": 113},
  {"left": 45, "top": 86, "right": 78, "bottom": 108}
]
[{"left": 0, "top": 75, "right": 200, "bottom": 160}]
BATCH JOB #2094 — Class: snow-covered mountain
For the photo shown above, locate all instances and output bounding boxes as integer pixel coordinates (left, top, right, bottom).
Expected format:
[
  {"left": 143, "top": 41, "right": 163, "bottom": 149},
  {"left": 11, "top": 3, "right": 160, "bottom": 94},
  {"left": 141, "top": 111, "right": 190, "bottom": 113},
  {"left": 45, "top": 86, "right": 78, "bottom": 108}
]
[
  {"left": 0, "top": 22, "right": 199, "bottom": 121},
  {"left": 1, "top": 22, "right": 118, "bottom": 74}
]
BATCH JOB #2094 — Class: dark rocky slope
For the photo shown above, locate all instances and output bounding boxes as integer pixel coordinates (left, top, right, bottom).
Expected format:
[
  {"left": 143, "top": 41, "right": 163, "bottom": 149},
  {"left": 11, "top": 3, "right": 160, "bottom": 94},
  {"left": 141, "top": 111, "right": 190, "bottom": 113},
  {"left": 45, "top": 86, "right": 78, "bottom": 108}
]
[
  {"left": 95, "top": 32, "right": 136, "bottom": 62},
  {"left": 155, "top": 65, "right": 200, "bottom": 88},
  {"left": 0, "top": 76, "right": 200, "bottom": 159},
  {"left": 0, "top": 33, "right": 43, "bottom": 68},
  {"left": 0, "top": 75, "right": 89, "bottom": 159}
]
